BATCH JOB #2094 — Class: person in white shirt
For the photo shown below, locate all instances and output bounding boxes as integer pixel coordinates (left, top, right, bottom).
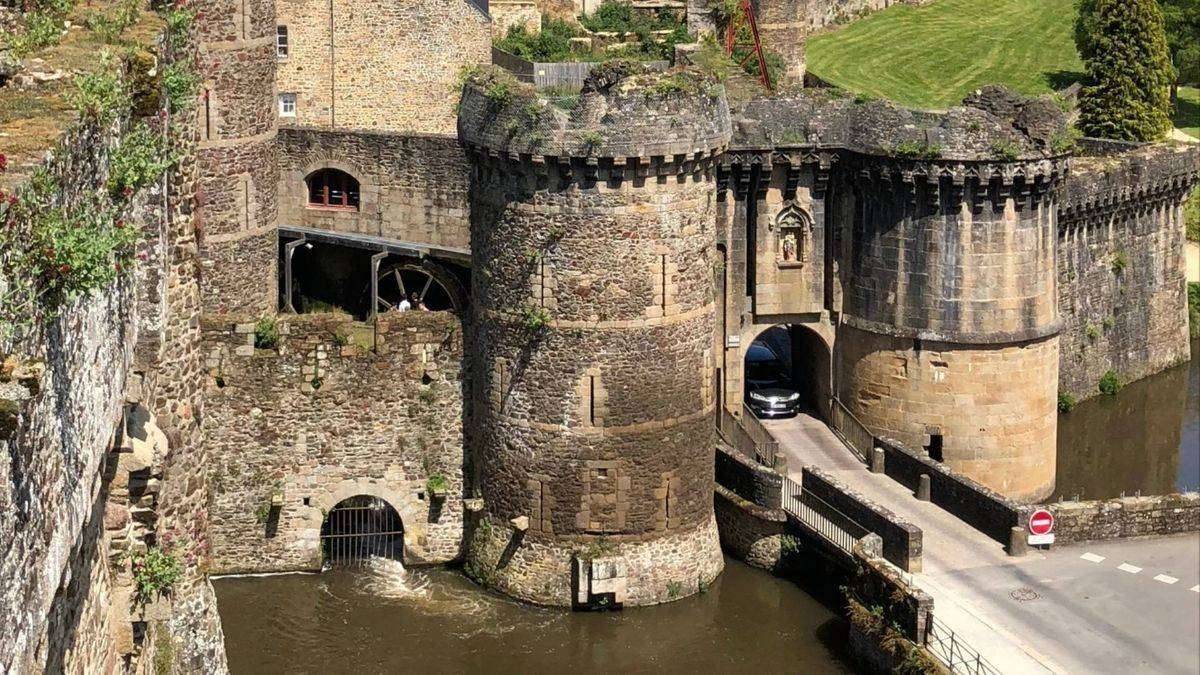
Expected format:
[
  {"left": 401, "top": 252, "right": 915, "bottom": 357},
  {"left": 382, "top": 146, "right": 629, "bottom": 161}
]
[{"left": 396, "top": 296, "right": 411, "bottom": 312}]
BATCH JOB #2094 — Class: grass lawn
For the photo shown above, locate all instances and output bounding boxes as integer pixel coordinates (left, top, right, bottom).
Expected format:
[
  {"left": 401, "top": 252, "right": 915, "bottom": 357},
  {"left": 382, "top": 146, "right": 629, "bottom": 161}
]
[
  {"left": 806, "top": 0, "right": 1085, "bottom": 110},
  {"left": 1176, "top": 87, "right": 1199, "bottom": 140}
]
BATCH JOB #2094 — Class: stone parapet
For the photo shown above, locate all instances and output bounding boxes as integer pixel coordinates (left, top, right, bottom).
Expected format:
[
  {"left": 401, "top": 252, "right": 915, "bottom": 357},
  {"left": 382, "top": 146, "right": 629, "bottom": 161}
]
[
  {"left": 1030, "top": 493, "right": 1200, "bottom": 546},
  {"left": 458, "top": 63, "right": 732, "bottom": 163},
  {"left": 802, "top": 466, "right": 923, "bottom": 572}
]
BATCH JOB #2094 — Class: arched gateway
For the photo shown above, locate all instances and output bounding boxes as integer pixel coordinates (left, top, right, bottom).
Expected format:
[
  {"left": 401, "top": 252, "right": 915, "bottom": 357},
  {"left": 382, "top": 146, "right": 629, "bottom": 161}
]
[{"left": 320, "top": 495, "right": 405, "bottom": 566}]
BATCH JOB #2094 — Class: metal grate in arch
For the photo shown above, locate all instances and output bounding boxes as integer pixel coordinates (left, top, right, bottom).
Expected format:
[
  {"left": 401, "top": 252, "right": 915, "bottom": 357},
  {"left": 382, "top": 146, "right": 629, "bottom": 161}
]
[{"left": 319, "top": 495, "right": 404, "bottom": 567}]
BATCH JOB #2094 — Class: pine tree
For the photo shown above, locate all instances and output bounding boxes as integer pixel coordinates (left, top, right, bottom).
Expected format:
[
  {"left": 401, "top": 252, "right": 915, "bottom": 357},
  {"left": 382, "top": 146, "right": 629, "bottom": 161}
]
[{"left": 1076, "top": 0, "right": 1174, "bottom": 141}]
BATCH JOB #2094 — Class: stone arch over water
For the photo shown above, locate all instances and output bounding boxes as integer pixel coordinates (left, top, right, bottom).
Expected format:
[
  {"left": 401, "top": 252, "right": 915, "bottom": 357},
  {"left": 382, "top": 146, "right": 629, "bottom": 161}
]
[{"left": 319, "top": 494, "right": 405, "bottom": 566}]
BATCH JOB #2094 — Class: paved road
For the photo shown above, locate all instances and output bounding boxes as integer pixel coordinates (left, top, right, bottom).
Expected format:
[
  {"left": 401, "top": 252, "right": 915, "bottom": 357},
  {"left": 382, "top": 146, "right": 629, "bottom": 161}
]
[{"left": 767, "top": 414, "right": 1200, "bottom": 675}]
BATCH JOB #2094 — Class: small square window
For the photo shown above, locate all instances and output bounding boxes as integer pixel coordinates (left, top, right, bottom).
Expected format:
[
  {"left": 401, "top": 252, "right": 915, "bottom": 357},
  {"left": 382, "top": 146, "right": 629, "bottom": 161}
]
[
  {"left": 276, "top": 25, "right": 289, "bottom": 58},
  {"left": 279, "top": 93, "right": 296, "bottom": 118}
]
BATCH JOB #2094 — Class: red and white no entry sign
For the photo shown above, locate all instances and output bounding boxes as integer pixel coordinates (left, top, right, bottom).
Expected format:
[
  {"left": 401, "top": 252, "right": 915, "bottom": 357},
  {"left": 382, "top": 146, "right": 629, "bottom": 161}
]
[{"left": 1028, "top": 509, "right": 1055, "bottom": 536}]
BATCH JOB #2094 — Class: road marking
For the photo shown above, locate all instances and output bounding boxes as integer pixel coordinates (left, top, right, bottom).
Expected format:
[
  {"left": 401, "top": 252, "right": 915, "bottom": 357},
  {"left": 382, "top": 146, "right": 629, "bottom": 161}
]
[
  {"left": 1191, "top": 585, "right": 1199, "bottom": 593},
  {"left": 1117, "top": 563, "right": 1142, "bottom": 574},
  {"left": 1080, "top": 552, "right": 1105, "bottom": 563},
  {"left": 1153, "top": 574, "right": 1179, "bottom": 585}
]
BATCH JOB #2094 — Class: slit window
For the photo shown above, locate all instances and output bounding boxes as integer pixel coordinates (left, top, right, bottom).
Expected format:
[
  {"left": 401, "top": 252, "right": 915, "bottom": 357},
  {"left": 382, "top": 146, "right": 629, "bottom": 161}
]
[
  {"left": 306, "top": 168, "right": 360, "bottom": 210},
  {"left": 276, "top": 25, "right": 289, "bottom": 57}
]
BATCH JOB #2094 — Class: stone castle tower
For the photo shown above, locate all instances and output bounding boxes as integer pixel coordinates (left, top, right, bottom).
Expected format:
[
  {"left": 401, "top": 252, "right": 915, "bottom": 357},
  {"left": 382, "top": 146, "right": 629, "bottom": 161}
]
[
  {"left": 835, "top": 154, "right": 1065, "bottom": 502},
  {"left": 458, "top": 66, "right": 731, "bottom": 606},
  {"left": 193, "top": 0, "right": 280, "bottom": 314}
]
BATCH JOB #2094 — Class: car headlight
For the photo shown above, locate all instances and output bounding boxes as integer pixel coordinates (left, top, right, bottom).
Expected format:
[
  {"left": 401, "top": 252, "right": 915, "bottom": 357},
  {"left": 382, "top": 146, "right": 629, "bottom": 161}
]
[
  {"left": 749, "top": 391, "right": 769, "bottom": 402},
  {"left": 787, "top": 392, "right": 800, "bottom": 401}
]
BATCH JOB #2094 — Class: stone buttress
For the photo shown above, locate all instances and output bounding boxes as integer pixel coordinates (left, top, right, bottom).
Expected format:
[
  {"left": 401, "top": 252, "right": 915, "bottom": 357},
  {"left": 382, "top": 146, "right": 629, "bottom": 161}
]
[{"left": 458, "top": 65, "right": 731, "bottom": 607}]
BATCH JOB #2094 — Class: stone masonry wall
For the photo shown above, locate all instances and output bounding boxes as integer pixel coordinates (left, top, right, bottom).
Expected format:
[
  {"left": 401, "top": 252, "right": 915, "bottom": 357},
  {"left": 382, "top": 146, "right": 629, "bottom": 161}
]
[
  {"left": 0, "top": 281, "right": 135, "bottom": 673},
  {"left": 1057, "top": 144, "right": 1199, "bottom": 400},
  {"left": 1034, "top": 493, "right": 1200, "bottom": 546},
  {"left": 277, "top": 127, "right": 472, "bottom": 250},
  {"left": 460, "top": 66, "right": 730, "bottom": 607},
  {"left": 194, "top": 0, "right": 280, "bottom": 316},
  {"left": 275, "top": 0, "right": 491, "bottom": 134},
  {"left": 204, "top": 311, "right": 466, "bottom": 572},
  {"left": 838, "top": 324, "right": 1059, "bottom": 503}
]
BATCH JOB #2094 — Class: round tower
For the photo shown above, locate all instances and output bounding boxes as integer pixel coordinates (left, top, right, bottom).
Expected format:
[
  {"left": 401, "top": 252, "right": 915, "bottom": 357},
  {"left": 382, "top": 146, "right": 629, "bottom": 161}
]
[
  {"left": 458, "top": 64, "right": 731, "bottom": 607},
  {"left": 836, "top": 147, "right": 1067, "bottom": 503},
  {"left": 192, "top": 0, "right": 279, "bottom": 314}
]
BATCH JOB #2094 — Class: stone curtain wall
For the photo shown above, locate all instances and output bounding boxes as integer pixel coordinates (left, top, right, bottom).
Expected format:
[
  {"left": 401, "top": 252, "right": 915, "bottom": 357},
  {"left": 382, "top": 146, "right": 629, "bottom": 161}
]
[
  {"left": 203, "top": 312, "right": 466, "bottom": 572},
  {"left": 194, "top": 0, "right": 280, "bottom": 315},
  {"left": 1057, "top": 144, "right": 1199, "bottom": 400},
  {"left": 0, "top": 280, "right": 136, "bottom": 673},
  {"left": 275, "top": 0, "right": 491, "bottom": 134},
  {"left": 1034, "top": 493, "right": 1200, "bottom": 545},
  {"left": 277, "top": 128, "right": 472, "bottom": 250}
]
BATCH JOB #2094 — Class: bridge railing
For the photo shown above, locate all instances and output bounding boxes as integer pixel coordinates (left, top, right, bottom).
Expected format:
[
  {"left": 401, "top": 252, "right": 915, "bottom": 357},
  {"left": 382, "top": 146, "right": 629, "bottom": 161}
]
[
  {"left": 924, "top": 616, "right": 1004, "bottom": 675},
  {"left": 780, "top": 476, "right": 869, "bottom": 554},
  {"left": 829, "top": 397, "right": 872, "bottom": 463},
  {"left": 717, "top": 404, "right": 780, "bottom": 469}
]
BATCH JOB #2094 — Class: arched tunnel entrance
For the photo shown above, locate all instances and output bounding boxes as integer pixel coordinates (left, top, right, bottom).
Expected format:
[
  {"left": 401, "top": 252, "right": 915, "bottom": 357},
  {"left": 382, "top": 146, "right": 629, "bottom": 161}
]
[
  {"left": 320, "top": 495, "right": 405, "bottom": 566},
  {"left": 743, "top": 324, "right": 832, "bottom": 420}
]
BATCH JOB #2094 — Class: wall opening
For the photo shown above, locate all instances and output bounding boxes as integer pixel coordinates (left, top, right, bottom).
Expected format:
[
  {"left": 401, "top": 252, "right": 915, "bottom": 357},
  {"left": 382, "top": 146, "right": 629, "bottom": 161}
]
[
  {"left": 320, "top": 495, "right": 404, "bottom": 566},
  {"left": 743, "top": 324, "right": 831, "bottom": 419},
  {"left": 925, "top": 433, "right": 944, "bottom": 463}
]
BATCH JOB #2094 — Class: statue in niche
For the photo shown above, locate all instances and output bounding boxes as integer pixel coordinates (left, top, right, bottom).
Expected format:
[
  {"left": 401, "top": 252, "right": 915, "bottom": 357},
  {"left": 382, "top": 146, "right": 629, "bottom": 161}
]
[{"left": 775, "top": 203, "right": 812, "bottom": 265}]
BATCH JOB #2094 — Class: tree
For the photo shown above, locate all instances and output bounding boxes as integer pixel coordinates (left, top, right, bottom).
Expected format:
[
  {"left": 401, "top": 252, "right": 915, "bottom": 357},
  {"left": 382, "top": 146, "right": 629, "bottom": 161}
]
[
  {"left": 1076, "top": 0, "right": 1174, "bottom": 141},
  {"left": 1161, "top": 0, "right": 1200, "bottom": 100}
]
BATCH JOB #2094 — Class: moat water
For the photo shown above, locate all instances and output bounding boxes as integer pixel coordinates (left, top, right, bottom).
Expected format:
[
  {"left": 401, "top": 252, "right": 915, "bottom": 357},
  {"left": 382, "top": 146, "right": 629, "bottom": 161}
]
[
  {"left": 1052, "top": 339, "right": 1200, "bottom": 501},
  {"left": 213, "top": 557, "right": 852, "bottom": 674}
]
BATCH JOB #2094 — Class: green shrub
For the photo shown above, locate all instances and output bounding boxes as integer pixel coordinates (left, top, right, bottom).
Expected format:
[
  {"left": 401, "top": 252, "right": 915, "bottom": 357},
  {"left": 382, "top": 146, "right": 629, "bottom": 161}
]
[
  {"left": 1085, "top": 323, "right": 1100, "bottom": 342},
  {"left": 1058, "top": 392, "right": 1077, "bottom": 413},
  {"left": 1050, "top": 126, "right": 1083, "bottom": 154},
  {"left": 426, "top": 473, "right": 449, "bottom": 494},
  {"left": 1188, "top": 282, "right": 1200, "bottom": 339},
  {"left": 1076, "top": 0, "right": 1173, "bottom": 141},
  {"left": 131, "top": 547, "right": 182, "bottom": 603},
  {"left": 990, "top": 139, "right": 1022, "bottom": 162},
  {"left": 254, "top": 316, "right": 280, "bottom": 349},
  {"left": 6, "top": 12, "right": 65, "bottom": 57},
  {"left": 891, "top": 140, "right": 943, "bottom": 160},
  {"left": 85, "top": 0, "right": 141, "bottom": 44},
  {"left": 1185, "top": 187, "right": 1199, "bottom": 243},
  {"left": 522, "top": 305, "right": 552, "bottom": 331},
  {"left": 1110, "top": 249, "right": 1128, "bottom": 274},
  {"left": 164, "top": 5, "right": 195, "bottom": 51},
  {"left": 1098, "top": 369, "right": 1123, "bottom": 395},
  {"left": 26, "top": 194, "right": 139, "bottom": 303},
  {"left": 162, "top": 60, "right": 201, "bottom": 113},
  {"left": 107, "top": 122, "right": 174, "bottom": 198},
  {"left": 69, "top": 55, "right": 131, "bottom": 124}
]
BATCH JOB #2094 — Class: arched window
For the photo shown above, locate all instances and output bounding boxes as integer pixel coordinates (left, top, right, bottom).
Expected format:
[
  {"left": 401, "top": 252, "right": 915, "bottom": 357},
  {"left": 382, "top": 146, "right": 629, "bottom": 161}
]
[{"left": 306, "top": 168, "right": 360, "bottom": 210}]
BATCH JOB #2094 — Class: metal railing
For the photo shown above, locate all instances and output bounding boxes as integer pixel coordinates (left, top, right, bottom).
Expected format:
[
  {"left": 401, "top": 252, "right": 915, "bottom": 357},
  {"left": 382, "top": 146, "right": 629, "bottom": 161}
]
[
  {"left": 925, "top": 616, "right": 1004, "bottom": 675},
  {"left": 781, "top": 476, "right": 869, "bottom": 554},
  {"left": 830, "top": 397, "right": 872, "bottom": 463},
  {"left": 717, "top": 404, "right": 779, "bottom": 468}
]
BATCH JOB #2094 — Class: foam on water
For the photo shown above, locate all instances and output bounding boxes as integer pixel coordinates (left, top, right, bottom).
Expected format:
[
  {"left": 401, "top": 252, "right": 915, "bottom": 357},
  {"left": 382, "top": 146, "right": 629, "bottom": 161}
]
[{"left": 361, "top": 557, "right": 432, "bottom": 600}]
